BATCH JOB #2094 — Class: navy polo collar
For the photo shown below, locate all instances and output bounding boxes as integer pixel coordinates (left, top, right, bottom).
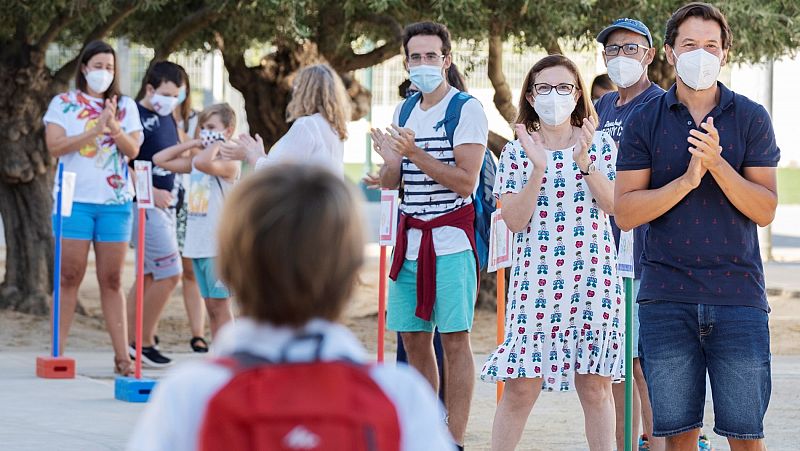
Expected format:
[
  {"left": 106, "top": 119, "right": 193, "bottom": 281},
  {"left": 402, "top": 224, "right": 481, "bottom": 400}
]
[{"left": 665, "top": 81, "right": 735, "bottom": 111}]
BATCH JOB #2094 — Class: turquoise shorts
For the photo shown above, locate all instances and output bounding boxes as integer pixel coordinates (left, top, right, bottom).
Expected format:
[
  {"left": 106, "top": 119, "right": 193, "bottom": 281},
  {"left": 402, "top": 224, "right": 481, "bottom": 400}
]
[
  {"left": 54, "top": 201, "right": 133, "bottom": 242},
  {"left": 387, "top": 250, "right": 477, "bottom": 333},
  {"left": 191, "top": 257, "right": 230, "bottom": 299}
]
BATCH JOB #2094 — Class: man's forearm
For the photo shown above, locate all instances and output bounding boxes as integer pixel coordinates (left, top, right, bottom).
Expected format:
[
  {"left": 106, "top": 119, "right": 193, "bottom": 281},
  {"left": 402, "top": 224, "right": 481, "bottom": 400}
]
[
  {"left": 615, "top": 176, "right": 694, "bottom": 231},
  {"left": 379, "top": 161, "right": 401, "bottom": 189},
  {"left": 709, "top": 162, "right": 777, "bottom": 227}
]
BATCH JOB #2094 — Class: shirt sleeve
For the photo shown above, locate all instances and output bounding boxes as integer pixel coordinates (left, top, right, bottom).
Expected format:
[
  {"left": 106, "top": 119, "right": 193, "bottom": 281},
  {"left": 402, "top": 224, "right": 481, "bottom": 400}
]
[
  {"left": 493, "top": 141, "right": 525, "bottom": 198},
  {"left": 370, "top": 365, "right": 457, "bottom": 451},
  {"left": 42, "top": 94, "right": 67, "bottom": 129},
  {"left": 453, "top": 98, "right": 489, "bottom": 148},
  {"left": 616, "top": 106, "right": 652, "bottom": 171},
  {"left": 259, "top": 119, "right": 315, "bottom": 169},
  {"left": 119, "top": 96, "right": 144, "bottom": 134},
  {"left": 742, "top": 104, "right": 780, "bottom": 167}
]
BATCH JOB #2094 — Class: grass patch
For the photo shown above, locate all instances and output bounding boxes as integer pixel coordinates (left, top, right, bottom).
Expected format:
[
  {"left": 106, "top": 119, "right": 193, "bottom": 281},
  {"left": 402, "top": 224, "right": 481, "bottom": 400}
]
[{"left": 778, "top": 167, "right": 800, "bottom": 205}]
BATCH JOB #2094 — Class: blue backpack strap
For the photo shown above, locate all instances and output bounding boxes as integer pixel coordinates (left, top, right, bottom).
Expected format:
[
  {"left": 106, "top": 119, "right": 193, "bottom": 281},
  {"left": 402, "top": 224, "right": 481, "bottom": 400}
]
[
  {"left": 398, "top": 92, "right": 422, "bottom": 127},
  {"left": 433, "top": 91, "right": 474, "bottom": 148}
]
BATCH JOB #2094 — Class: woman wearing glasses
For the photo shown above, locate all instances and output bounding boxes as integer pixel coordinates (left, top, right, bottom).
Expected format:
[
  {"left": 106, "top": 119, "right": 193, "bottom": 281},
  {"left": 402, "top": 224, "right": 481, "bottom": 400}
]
[{"left": 481, "top": 54, "right": 624, "bottom": 451}]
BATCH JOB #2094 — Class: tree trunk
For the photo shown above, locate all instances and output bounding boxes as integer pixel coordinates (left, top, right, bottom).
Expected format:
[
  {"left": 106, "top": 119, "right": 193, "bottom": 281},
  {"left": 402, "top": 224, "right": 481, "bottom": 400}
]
[
  {"left": 0, "top": 42, "right": 60, "bottom": 314},
  {"left": 487, "top": 22, "right": 518, "bottom": 124},
  {"left": 222, "top": 42, "right": 371, "bottom": 148}
]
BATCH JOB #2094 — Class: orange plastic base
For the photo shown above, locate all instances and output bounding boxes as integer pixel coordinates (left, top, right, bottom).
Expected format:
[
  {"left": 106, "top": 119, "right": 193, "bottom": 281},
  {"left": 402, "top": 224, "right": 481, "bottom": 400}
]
[{"left": 36, "top": 356, "right": 75, "bottom": 379}]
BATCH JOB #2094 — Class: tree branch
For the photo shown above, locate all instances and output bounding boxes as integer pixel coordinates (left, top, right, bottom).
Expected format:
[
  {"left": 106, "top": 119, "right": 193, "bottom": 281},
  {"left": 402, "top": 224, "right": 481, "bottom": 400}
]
[
  {"left": 333, "top": 14, "right": 403, "bottom": 72},
  {"left": 53, "top": 0, "right": 140, "bottom": 86},
  {"left": 487, "top": 21, "right": 517, "bottom": 123},
  {"left": 35, "top": 10, "right": 79, "bottom": 51},
  {"left": 135, "top": 5, "right": 223, "bottom": 99}
]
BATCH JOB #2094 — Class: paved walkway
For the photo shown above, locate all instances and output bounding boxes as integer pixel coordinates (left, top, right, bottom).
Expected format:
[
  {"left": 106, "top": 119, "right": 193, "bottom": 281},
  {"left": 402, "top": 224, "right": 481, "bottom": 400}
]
[{"left": 2, "top": 351, "right": 798, "bottom": 450}]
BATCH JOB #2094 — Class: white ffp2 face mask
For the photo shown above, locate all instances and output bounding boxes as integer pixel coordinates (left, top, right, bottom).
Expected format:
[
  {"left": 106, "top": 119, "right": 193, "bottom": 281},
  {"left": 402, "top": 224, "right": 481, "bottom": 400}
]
[
  {"left": 606, "top": 53, "right": 647, "bottom": 89},
  {"left": 673, "top": 48, "right": 721, "bottom": 91},
  {"left": 532, "top": 91, "right": 577, "bottom": 126},
  {"left": 84, "top": 70, "right": 114, "bottom": 94}
]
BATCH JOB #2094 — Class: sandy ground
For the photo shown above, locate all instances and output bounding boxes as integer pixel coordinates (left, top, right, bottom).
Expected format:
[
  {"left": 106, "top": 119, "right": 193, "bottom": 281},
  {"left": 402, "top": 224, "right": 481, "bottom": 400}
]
[{"left": 2, "top": 250, "right": 800, "bottom": 449}]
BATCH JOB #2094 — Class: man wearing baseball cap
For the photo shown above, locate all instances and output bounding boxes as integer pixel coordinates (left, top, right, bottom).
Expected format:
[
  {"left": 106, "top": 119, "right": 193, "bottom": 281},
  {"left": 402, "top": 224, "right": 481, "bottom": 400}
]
[{"left": 595, "top": 17, "right": 666, "bottom": 451}]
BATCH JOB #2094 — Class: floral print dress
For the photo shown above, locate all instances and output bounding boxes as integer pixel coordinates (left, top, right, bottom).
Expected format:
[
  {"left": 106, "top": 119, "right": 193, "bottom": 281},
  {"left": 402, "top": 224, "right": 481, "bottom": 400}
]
[{"left": 480, "top": 131, "right": 625, "bottom": 391}]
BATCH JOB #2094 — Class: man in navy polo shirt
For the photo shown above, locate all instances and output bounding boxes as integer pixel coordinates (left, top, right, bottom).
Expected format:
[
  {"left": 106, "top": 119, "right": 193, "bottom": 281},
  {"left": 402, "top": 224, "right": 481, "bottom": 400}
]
[
  {"left": 595, "top": 18, "right": 665, "bottom": 451},
  {"left": 615, "top": 3, "right": 779, "bottom": 450}
]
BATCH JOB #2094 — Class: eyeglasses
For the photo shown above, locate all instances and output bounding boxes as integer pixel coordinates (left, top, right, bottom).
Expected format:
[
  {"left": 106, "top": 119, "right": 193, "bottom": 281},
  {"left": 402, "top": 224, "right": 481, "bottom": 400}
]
[
  {"left": 532, "top": 83, "right": 577, "bottom": 96},
  {"left": 604, "top": 43, "right": 649, "bottom": 56},
  {"left": 407, "top": 53, "right": 446, "bottom": 65}
]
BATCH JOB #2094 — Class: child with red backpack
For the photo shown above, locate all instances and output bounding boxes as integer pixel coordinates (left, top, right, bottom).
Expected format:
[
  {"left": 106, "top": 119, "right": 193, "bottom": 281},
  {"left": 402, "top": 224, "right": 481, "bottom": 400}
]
[{"left": 127, "top": 164, "right": 454, "bottom": 451}]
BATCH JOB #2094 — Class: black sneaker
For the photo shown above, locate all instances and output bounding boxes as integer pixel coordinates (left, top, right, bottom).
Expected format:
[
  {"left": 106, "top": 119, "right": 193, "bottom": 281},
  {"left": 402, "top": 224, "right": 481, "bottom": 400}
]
[{"left": 129, "top": 342, "right": 172, "bottom": 368}]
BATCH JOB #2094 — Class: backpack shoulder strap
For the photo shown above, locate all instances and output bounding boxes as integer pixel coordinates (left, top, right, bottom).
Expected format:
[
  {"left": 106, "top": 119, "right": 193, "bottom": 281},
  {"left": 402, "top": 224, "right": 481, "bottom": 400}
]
[
  {"left": 398, "top": 92, "right": 422, "bottom": 127},
  {"left": 434, "top": 91, "right": 475, "bottom": 148}
]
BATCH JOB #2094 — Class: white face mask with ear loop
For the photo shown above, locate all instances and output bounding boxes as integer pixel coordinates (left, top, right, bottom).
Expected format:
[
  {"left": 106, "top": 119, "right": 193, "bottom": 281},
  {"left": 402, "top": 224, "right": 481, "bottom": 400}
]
[
  {"left": 673, "top": 48, "right": 722, "bottom": 91},
  {"left": 531, "top": 91, "right": 577, "bottom": 126},
  {"left": 84, "top": 69, "right": 114, "bottom": 94},
  {"left": 606, "top": 51, "right": 648, "bottom": 89}
]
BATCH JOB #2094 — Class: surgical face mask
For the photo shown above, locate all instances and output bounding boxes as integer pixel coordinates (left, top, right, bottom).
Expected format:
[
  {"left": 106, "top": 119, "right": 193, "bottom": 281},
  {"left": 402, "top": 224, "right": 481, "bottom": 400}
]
[
  {"left": 150, "top": 93, "right": 180, "bottom": 116},
  {"left": 177, "top": 87, "right": 187, "bottom": 104},
  {"left": 532, "top": 91, "right": 577, "bottom": 126},
  {"left": 408, "top": 65, "right": 444, "bottom": 94},
  {"left": 200, "top": 129, "right": 226, "bottom": 148},
  {"left": 673, "top": 48, "right": 721, "bottom": 91},
  {"left": 606, "top": 53, "right": 647, "bottom": 88},
  {"left": 84, "top": 70, "right": 114, "bottom": 94}
]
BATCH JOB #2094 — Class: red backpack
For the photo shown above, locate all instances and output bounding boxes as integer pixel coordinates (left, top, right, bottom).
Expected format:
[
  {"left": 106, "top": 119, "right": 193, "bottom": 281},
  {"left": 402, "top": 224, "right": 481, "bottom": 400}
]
[{"left": 198, "top": 334, "right": 401, "bottom": 451}]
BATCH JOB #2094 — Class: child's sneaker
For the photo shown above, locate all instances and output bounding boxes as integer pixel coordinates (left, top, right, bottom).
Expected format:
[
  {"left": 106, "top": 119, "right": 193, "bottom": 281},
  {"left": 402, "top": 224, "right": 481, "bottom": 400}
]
[
  {"left": 698, "top": 433, "right": 713, "bottom": 450},
  {"left": 129, "top": 342, "right": 173, "bottom": 368}
]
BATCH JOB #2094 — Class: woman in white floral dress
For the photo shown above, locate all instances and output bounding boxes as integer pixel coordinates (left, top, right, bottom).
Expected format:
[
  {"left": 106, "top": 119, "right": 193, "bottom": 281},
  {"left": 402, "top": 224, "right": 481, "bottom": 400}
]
[{"left": 481, "top": 55, "right": 624, "bottom": 451}]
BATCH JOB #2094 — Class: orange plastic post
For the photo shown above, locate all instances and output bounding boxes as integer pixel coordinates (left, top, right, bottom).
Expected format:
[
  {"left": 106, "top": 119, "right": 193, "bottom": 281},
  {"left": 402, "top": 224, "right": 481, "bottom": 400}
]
[
  {"left": 135, "top": 207, "right": 145, "bottom": 380},
  {"left": 496, "top": 200, "right": 505, "bottom": 403},
  {"left": 377, "top": 245, "right": 387, "bottom": 363},
  {"left": 496, "top": 266, "right": 505, "bottom": 403}
]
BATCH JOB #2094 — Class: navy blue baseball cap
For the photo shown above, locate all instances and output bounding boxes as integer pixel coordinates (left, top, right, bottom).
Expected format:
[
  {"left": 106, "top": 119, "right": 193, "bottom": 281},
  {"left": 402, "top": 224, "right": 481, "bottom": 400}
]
[{"left": 596, "top": 18, "right": 653, "bottom": 47}]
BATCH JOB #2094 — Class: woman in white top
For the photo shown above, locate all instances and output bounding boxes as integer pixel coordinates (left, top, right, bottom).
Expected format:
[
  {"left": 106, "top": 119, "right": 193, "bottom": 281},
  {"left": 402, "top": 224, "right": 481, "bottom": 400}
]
[
  {"left": 221, "top": 63, "right": 350, "bottom": 178},
  {"left": 43, "top": 40, "right": 143, "bottom": 376},
  {"left": 127, "top": 165, "right": 454, "bottom": 451}
]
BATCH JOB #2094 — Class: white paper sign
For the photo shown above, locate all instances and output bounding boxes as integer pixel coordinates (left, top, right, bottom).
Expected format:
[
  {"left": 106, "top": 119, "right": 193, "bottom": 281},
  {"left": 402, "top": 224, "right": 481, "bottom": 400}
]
[
  {"left": 379, "top": 190, "right": 399, "bottom": 246},
  {"left": 52, "top": 171, "right": 77, "bottom": 218},
  {"left": 61, "top": 172, "right": 76, "bottom": 217},
  {"left": 134, "top": 161, "right": 154, "bottom": 209},
  {"left": 617, "top": 229, "right": 635, "bottom": 279},
  {"left": 488, "top": 209, "right": 513, "bottom": 273}
]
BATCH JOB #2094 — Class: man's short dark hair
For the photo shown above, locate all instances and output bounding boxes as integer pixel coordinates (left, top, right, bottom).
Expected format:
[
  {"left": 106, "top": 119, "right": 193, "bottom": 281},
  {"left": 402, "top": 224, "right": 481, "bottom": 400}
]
[
  {"left": 665, "top": 2, "right": 732, "bottom": 50},
  {"left": 402, "top": 22, "right": 452, "bottom": 57},
  {"left": 144, "top": 61, "right": 184, "bottom": 90}
]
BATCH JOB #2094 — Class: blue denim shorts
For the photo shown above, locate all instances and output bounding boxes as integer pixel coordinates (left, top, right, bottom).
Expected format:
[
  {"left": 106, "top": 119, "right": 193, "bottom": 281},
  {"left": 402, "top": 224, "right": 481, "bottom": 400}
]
[{"left": 638, "top": 300, "right": 771, "bottom": 440}]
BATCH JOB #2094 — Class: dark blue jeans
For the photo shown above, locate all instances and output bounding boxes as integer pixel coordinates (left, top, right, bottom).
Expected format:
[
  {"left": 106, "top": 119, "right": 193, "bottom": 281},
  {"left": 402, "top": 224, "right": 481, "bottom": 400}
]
[{"left": 639, "top": 300, "right": 771, "bottom": 440}]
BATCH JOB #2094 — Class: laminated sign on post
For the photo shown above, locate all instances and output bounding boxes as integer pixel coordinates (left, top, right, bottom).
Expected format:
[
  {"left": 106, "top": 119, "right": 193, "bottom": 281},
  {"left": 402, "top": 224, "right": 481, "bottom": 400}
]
[
  {"left": 488, "top": 210, "right": 513, "bottom": 273},
  {"left": 379, "top": 190, "right": 399, "bottom": 246},
  {"left": 134, "top": 161, "right": 154, "bottom": 209},
  {"left": 617, "top": 230, "right": 635, "bottom": 279}
]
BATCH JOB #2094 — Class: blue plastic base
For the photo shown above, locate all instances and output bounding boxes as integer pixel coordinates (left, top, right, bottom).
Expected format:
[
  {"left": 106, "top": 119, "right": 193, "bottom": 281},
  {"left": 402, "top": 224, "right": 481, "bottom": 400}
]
[{"left": 114, "top": 376, "right": 156, "bottom": 403}]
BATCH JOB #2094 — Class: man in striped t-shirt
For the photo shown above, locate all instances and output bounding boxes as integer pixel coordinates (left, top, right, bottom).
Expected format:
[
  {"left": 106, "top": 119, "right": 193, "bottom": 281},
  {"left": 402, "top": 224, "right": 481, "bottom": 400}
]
[{"left": 371, "top": 22, "right": 488, "bottom": 450}]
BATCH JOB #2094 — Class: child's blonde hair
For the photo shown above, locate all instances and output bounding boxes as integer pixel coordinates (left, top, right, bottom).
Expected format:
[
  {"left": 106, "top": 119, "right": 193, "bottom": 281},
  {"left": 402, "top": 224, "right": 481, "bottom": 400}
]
[
  {"left": 217, "top": 164, "right": 364, "bottom": 326},
  {"left": 286, "top": 64, "right": 351, "bottom": 140},
  {"left": 196, "top": 103, "right": 237, "bottom": 136}
]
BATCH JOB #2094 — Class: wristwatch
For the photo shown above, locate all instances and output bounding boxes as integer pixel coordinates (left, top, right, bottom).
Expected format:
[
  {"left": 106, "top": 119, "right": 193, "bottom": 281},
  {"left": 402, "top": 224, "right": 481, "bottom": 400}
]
[{"left": 580, "top": 161, "right": 597, "bottom": 176}]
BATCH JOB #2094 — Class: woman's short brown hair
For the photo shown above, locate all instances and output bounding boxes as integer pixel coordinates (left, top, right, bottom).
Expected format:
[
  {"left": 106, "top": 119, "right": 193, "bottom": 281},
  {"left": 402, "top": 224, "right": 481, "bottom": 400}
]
[
  {"left": 217, "top": 164, "right": 365, "bottom": 326},
  {"left": 665, "top": 2, "right": 732, "bottom": 50},
  {"left": 515, "top": 54, "right": 597, "bottom": 132}
]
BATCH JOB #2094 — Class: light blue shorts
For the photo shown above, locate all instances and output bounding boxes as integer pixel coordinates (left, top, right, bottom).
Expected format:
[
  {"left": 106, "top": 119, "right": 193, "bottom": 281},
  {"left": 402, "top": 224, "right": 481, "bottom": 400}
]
[
  {"left": 191, "top": 257, "right": 230, "bottom": 299},
  {"left": 54, "top": 201, "right": 133, "bottom": 242},
  {"left": 387, "top": 250, "right": 477, "bottom": 333}
]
